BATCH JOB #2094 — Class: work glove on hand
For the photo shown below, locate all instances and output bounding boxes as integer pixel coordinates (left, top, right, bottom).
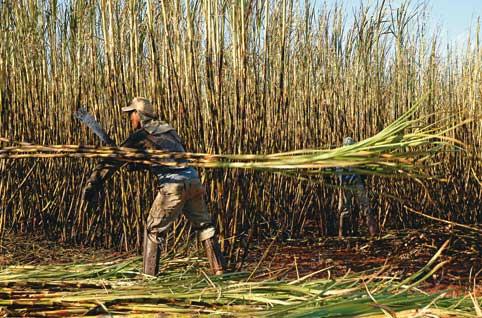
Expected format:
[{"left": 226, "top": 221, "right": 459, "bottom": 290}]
[{"left": 81, "top": 180, "right": 102, "bottom": 208}]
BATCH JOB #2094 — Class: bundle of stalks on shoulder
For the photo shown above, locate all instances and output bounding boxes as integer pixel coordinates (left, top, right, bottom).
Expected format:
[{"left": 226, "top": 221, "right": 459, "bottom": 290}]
[{"left": 0, "top": 101, "right": 469, "bottom": 181}]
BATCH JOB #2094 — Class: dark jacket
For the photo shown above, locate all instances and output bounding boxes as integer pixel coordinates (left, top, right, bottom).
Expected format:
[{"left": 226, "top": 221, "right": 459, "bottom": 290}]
[{"left": 86, "top": 121, "right": 198, "bottom": 186}]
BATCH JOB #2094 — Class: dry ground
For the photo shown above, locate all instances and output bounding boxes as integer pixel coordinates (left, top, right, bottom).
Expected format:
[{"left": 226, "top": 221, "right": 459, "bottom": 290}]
[{"left": 244, "top": 225, "right": 481, "bottom": 296}]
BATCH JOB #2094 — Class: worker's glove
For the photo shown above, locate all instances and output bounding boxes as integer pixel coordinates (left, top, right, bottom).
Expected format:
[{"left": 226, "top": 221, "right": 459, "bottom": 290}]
[{"left": 81, "top": 180, "right": 102, "bottom": 208}]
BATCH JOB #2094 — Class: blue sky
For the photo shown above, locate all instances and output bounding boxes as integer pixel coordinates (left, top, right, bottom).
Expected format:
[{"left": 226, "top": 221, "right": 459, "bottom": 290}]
[
  {"left": 429, "top": 0, "right": 481, "bottom": 41},
  {"left": 319, "top": 0, "right": 481, "bottom": 44}
]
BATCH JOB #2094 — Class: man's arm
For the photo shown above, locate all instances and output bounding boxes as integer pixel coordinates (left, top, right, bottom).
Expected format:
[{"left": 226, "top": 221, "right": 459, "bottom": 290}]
[
  {"left": 82, "top": 129, "right": 148, "bottom": 203},
  {"left": 81, "top": 160, "right": 120, "bottom": 205}
]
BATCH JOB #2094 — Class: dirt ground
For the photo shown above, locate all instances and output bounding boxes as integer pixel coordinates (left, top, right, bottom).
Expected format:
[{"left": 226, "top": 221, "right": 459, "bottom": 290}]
[
  {"left": 244, "top": 225, "right": 481, "bottom": 296},
  {"left": 1, "top": 225, "right": 480, "bottom": 296}
]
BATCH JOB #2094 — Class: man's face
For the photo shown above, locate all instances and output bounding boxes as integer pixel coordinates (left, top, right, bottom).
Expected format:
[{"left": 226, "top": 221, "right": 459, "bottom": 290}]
[{"left": 130, "top": 111, "right": 141, "bottom": 129}]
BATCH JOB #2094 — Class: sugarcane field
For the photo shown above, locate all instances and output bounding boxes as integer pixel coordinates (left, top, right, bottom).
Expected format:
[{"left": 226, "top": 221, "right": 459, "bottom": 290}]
[{"left": 0, "top": 0, "right": 481, "bottom": 317}]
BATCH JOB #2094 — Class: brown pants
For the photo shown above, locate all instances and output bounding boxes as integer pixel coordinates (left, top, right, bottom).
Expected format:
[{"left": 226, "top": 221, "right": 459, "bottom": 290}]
[
  {"left": 338, "top": 183, "right": 378, "bottom": 237},
  {"left": 146, "top": 179, "right": 213, "bottom": 242}
]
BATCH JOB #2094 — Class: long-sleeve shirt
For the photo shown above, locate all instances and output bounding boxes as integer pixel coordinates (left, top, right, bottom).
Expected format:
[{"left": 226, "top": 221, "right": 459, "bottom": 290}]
[{"left": 86, "top": 120, "right": 198, "bottom": 186}]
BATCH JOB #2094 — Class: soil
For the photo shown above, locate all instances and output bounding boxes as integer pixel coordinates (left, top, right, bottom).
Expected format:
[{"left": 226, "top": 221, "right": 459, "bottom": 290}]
[{"left": 244, "top": 225, "right": 481, "bottom": 296}]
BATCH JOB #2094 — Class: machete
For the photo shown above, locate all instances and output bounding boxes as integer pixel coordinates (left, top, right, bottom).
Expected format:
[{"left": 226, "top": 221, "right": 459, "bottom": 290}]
[{"left": 74, "top": 108, "right": 117, "bottom": 146}]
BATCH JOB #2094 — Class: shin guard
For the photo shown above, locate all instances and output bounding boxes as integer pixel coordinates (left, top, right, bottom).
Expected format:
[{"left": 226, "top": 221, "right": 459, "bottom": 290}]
[
  {"left": 199, "top": 227, "right": 226, "bottom": 275},
  {"left": 142, "top": 229, "right": 161, "bottom": 276}
]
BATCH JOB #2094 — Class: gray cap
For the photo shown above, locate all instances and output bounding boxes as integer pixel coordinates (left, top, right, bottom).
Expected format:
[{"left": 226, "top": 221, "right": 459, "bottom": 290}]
[{"left": 122, "top": 97, "right": 158, "bottom": 118}]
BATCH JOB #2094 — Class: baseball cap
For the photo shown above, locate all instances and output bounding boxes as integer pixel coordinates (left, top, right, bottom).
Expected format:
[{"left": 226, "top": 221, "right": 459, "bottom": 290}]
[{"left": 122, "top": 97, "right": 158, "bottom": 118}]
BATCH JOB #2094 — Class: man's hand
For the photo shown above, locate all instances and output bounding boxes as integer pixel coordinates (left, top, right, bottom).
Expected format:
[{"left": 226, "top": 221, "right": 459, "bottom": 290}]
[{"left": 81, "top": 181, "right": 102, "bottom": 208}]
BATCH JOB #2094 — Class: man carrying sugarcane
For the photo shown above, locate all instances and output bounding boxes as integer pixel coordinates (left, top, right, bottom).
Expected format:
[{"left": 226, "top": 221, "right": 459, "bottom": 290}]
[
  {"left": 337, "top": 137, "right": 378, "bottom": 238},
  {"left": 81, "top": 97, "right": 226, "bottom": 276}
]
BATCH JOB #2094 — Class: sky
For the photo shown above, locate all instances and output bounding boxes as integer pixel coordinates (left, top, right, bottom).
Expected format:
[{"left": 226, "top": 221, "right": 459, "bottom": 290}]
[
  {"left": 319, "top": 0, "right": 481, "bottom": 45},
  {"left": 429, "top": 0, "right": 481, "bottom": 43}
]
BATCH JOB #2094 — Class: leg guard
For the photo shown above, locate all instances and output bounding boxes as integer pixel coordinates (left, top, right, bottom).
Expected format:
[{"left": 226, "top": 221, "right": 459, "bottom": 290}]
[
  {"left": 199, "top": 227, "right": 226, "bottom": 275},
  {"left": 338, "top": 210, "right": 349, "bottom": 238},
  {"left": 142, "top": 229, "right": 161, "bottom": 276},
  {"left": 366, "top": 213, "right": 379, "bottom": 237},
  {"left": 354, "top": 183, "right": 378, "bottom": 237}
]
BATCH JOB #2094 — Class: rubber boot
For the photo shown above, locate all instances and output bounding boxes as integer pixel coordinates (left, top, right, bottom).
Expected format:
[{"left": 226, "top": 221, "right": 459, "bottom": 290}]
[
  {"left": 142, "top": 229, "right": 161, "bottom": 276},
  {"left": 203, "top": 237, "right": 226, "bottom": 275}
]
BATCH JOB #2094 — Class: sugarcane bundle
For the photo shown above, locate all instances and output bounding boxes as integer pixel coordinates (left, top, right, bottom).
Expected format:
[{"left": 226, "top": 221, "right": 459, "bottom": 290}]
[{"left": 0, "top": 103, "right": 469, "bottom": 180}]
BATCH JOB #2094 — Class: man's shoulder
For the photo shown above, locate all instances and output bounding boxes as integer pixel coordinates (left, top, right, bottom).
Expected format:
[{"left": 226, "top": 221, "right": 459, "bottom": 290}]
[
  {"left": 144, "top": 120, "right": 176, "bottom": 135},
  {"left": 129, "top": 128, "right": 149, "bottom": 138},
  {"left": 122, "top": 129, "right": 149, "bottom": 147}
]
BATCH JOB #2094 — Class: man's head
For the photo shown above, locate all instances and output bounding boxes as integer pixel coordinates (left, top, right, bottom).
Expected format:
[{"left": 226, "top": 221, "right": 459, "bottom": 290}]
[
  {"left": 122, "top": 97, "right": 158, "bottom": 129},
  {"left": 343, "top": 136, "right": 355, "bottom": 146}
]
